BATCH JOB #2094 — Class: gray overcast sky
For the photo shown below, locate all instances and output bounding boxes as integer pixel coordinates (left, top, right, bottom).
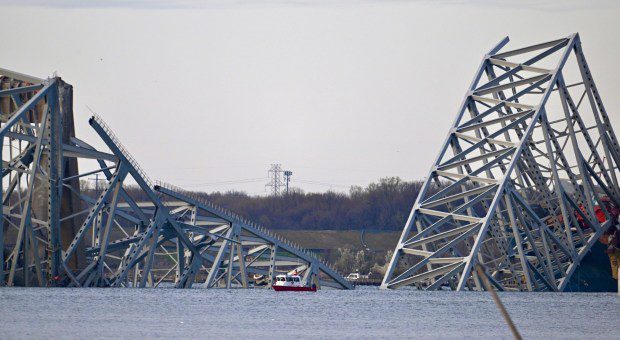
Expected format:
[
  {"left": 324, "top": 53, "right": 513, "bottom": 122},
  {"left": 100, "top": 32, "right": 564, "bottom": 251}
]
[{"left": 1, "top": 1, "right": 619, "bottom": 195}]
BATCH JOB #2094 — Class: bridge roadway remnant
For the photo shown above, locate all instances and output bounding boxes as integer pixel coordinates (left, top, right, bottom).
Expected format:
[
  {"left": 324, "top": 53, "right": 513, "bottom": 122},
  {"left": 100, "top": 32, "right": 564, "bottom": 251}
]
[
  {"left": 382, "top": 34, "right": 620, "bottom": 292},
  {"left": 0, "top": 68, "right": 352, "bottom": 289}
]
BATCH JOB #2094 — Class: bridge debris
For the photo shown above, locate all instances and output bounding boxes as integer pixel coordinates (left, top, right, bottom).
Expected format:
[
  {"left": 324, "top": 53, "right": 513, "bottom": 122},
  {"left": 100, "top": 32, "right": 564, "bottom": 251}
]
[
  {"left": 382, "top": 34, "right": 620, "bottom": 291},
  {"left": 0, "top": 70, "right": 352, "bottom": 289}
]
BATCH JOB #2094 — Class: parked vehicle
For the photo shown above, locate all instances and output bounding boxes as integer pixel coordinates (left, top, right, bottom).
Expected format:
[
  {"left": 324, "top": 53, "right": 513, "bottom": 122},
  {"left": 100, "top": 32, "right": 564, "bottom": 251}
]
[{"left": 346, "top": 272, "right": 370, "bottom": 281}]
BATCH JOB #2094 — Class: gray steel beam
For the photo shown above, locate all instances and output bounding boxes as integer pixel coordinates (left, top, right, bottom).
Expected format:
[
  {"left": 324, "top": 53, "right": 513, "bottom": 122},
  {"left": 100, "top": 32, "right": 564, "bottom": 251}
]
[{"left": 383, "top": 34, "right": 619, "bottom": 291}]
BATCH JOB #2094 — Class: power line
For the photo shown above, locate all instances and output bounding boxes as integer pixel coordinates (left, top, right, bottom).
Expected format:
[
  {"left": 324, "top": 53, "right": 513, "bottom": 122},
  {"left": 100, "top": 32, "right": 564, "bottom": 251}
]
[
  {"left": 295, "top": 178, "right": 350, "bottom": 189},
  {"left": 163, "top": 173, "right": 350, "bottom": 193},
  {"left": 179, "top": 178, "right": 266, "bottom": 187}
]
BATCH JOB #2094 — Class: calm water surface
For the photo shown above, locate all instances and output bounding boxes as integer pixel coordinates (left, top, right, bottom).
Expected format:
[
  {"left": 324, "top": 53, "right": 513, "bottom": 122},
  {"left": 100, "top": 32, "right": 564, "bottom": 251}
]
[{"left": 0, "top": 286, "right": 618, "bottom": 339}]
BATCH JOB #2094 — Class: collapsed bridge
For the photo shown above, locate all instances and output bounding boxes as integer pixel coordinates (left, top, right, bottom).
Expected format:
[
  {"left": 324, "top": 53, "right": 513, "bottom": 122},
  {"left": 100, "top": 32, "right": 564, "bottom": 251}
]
[
  {"left": 383, "top": 34, "right": 620, "bottom": 291},
  {"left": 0, "top": 69, "right": 352, "bottom": 289}
]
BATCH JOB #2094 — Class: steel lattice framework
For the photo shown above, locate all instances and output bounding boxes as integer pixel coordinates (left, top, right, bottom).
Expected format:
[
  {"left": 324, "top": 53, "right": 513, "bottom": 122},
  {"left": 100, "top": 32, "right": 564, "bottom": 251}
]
[
  {"left": 382, "top": 34, "right": 620, "bottom": 291},
  {"left": 0, "top": 69, "right": 352, "bottom": 289}
]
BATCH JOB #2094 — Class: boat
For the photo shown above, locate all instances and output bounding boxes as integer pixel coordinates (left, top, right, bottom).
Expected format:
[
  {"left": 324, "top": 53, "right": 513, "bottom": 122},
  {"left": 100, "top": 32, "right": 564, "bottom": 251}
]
[{"left": 272, "top": 274, "right": 317, "bottom": 292}]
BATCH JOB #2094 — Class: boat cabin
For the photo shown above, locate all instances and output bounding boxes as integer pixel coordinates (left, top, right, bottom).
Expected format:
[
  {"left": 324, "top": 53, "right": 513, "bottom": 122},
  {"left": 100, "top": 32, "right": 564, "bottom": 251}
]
[{"left": 274, "top": 274, "right": 303, "bottom": 287}]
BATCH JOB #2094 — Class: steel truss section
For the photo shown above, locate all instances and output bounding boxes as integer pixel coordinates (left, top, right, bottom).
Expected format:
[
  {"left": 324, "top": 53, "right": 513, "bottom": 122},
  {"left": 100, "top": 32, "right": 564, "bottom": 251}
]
[
  {"left": 382, "top": 34, "right": 620, "bottom": 291},
  {"left": 0, "top": 69, "right": 352, "bottom": 289}
]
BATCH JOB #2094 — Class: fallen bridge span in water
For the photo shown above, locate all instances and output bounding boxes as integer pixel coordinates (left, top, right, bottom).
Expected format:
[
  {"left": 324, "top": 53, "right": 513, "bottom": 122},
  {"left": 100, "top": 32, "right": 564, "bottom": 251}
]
[
  {"left": 382, "top": 34, "right": 620, "bottom": 292},
  {"left": 0, "top": 69, "right": 352, "bottom": 289}
]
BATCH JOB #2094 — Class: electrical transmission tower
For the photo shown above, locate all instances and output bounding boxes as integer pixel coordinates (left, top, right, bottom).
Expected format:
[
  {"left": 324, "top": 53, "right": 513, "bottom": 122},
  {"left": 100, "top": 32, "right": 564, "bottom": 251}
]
[
  {"left": 266, "top": 164, "right": 284, "bottom": 195},
  {"left": 382, "top": 34, "right": 620, "bottom": 292},
  {"left": 89, "top": 174, "right": 106, "bottom": 195}
]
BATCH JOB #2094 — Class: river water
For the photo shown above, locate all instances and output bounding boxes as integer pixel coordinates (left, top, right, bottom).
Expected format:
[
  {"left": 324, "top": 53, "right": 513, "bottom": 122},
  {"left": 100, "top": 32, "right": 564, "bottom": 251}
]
[{"left": 0, "top": 286, "right": 618, "bottom": 339}]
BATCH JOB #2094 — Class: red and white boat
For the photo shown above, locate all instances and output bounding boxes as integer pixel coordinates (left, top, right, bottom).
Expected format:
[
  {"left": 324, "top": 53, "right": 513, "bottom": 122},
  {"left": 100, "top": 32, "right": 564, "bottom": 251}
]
[{"left": 272, "top": 274, "right": 317, "bottom": 292}]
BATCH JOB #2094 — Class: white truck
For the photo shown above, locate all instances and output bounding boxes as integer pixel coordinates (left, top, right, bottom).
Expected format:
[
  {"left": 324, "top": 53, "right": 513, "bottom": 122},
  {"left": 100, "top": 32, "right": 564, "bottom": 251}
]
[{"left": 346, "top": 272, "right": 370, "bottom": 281}]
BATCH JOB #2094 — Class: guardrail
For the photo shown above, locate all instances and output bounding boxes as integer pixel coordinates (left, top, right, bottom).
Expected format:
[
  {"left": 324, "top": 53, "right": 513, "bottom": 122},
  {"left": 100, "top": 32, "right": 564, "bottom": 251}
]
[
  {"left": 155, "top": 180, "right": 342, "bottom": 274},
  {"left": 85, "top": 113, "right": 343, "bottom": 277},
  {"left": 91, "top": 113, "right": 153, "bottom": 188}
]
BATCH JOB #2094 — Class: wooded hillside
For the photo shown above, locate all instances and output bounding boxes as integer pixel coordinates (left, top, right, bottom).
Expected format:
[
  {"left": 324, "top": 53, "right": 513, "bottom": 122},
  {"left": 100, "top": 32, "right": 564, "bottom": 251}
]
[{"left": 194, "top": 177, "right": 426, "bottom": 231}]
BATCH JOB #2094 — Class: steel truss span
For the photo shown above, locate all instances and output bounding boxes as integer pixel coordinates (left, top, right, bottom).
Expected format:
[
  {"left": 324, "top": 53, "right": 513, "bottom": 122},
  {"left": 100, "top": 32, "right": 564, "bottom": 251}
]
[
  {"left": 382, "top": 34, "right": 620, "bottom": 291},
  {"left": 0, "top": 69, "right": 352, "bottom": 289}
]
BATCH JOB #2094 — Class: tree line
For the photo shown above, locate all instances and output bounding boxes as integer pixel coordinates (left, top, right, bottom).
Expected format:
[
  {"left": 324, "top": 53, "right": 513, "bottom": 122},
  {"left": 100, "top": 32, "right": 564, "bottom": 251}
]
[
  {"left": 78, "top": 176, "right": 441, "bottom": 231},
  {"left": 195, "top": 177, "right": 426, "bottom": 231}
]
